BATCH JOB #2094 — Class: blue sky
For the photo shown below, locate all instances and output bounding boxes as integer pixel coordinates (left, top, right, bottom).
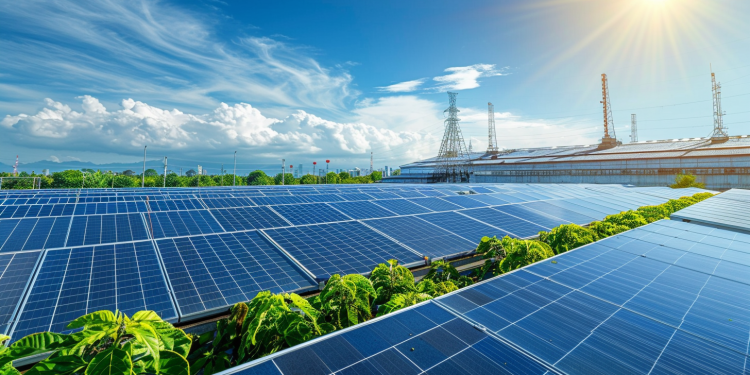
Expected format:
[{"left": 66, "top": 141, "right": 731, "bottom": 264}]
[{"left": 2, "top": 0, "right": 749, "bottom": 174}]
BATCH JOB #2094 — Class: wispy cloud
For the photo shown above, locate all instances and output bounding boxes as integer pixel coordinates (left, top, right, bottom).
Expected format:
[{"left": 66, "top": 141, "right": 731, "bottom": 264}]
[
  {"left": 0, "top": 0, "right": 355, "bottom": 113},
  {"left": 377, "top": 79, "right": 426, "bottom": 93},
  {"left": 432, "top": 64, "right": 508, "bottom": 91}
]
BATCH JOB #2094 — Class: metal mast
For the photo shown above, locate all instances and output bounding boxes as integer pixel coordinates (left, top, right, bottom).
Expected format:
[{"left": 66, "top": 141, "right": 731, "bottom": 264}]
[
  {"left": 433, "top": 92, "right": 471, "bottom": 183},
  {"left": 13, "top": 155, "right": 18, "bottom": 176},
  {"left": 630, "top": 114, "right": 638, "bottom": 143},
  {"left": 710, "top": 69, "right": 729, "bottom": 142},
  {"left": 487, "top": 102, "right": 499, "bottom": 153},
  {"left": 370, "top": 152, "right": 373, "bottom": 175},
  {"left": 599, "top": 74, "right": 617, "bottom": 148}
]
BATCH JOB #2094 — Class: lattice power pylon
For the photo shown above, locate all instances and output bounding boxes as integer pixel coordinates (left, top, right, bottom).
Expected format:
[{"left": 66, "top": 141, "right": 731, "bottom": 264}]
[
  {"left": 599, "top": 74, "right": 618, "bottom": 148},
  {"left": 487, "top": 102, "right": 499, "bottom": 153},
  {"left": 433, "top": 92, "right": 471, "bottom": 183},
  {"left": 630, "top": 114, "right": 638, "bottom": 143},
  {"left": 710, "top": 70, "right": 729, "bottom": 142}
]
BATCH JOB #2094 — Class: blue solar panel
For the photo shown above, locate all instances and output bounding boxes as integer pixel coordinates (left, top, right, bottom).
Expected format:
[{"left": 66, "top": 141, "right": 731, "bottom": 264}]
[
  {"left": 10, "top": 241, "right": 177, "bottom": 341},
  {"left": 464, "top": 194, "right": 511, "bottom": 206},
  {"left": 1, "top": 203, "right": 76, "bottom": 218},
  {"left": 414, "top": 189, "right": 446, "bottom": 197},
  {"left": 371, "top": 199, "right": 432, "bottom": 215},
  {"left": 365, "top": 192, "right": 401, "bottom": 200},
  {"left": 225, "top": 302, "right": 549, "bottom": 375},
  {"left": 328, "top": 201, "right": 396, "bottom": 220},
  {"left": 0, "top": 217, "right": 71, "bottom": 252},
  {"left": 492, "top": 205, "right": 567, "bottom": 229},
  {"left": 199, "top": 197, "right": 256, "bottom": 209},
  {"left": 0, "top": 251, "right": 41, "bottom": 335},
  {"left": 489, "top": 193, "right": 528, "bottom": 204},
  {"left": 147, "top": 198, "right": 204, "bottom": 212},
  {"left": 416, "top": 211, "right": 512, "bottom": 244},
  {"left": 147, "top": 210, "right": 225, "bottom": 239},
  {"left": 304, "top": 194, "right": 347, "bottom": 203},
  {"left": 74, "top": 201, "right": 147, "bottom": 215},
  {"left": 363, "top": 216, "right": 475, "bottom": 258},
  {"left": 392, "top": 191, "right": 425, "bottom": 198},
  {"left": 520, "top": 201, "right": 598, "bottom": 224},
  {"left": 156, "top": 231, "right": 316, "bottom": 317},
  {"left": 66, "top": 214, "right": 149, "bottom": 247},
  {"left": 407, "top": 197, "right": 463, "bottom": 212},
  {"left": 459, "top": 207, "right": 548, "bottom": 238},
  {"left": 263, "top": 221, "right": 421, "bottom": 279},
  {"left": 271, "top": 203, "right": 352, "bottom": 225},
  {"left": 337, "top": 193, "right": 374, "bottom": 201},
  {"left": 251, "top": 196, "right": 312, "bottom": 206},
  {"left": 210, "top": 206, "right": 290, "bottom": 231},
  {"left": 439, "top": 195, "right": 490, "bottom": 209}
]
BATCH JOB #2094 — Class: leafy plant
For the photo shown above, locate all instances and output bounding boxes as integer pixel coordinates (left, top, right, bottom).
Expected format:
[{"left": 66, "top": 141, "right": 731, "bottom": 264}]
[
  {"left": 376, "top": 292, "right": 432, "bottom": 317},
  {"left": 476, "top": 237, "right": 554, "bottom": 276},
  {"left": 311, "top": 274, "right": 377, "bottom": 330},
  {"left": 635, "top": 205, "right": 673, "bottom": 223},
  {"left": 188, "top": 303, "right": 247, "bottom": 375},
  {"left": 0, "top": 335, "right": 20, "bottom": 375},
  {"left": 670, "top": 174, "right": 705, "bottom": 189},
  {"left": 587, "top": 221, "right": 629, "bottom": 239},
  {"left": 474, "top": 236, "right": 505, "bottom": 281},
  {"left": 4, "top": 310, "right": 190, "bottom": 375},
  {"left": 432, "top": 281, "right": 459, "bottom": 297},
  {"left": 370, "top": 259, "right": 415, "bottom": 305},
  {"left": 544, "top": 224, "right": 596, "bottom": 254},
  {"left": 423, "top": 260, "right": 459, "bottom": 283},
  {"left": 603, "top": 210, "right": 648, "bottom": 229},
  {"left": 692, "top": 192, "right": 714, "bottom": 201}
]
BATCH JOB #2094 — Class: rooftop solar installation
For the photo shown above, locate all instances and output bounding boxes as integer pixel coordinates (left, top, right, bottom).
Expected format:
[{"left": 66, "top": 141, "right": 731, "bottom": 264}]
[
  {"left": 415, "top": 211, "right": 511, "bottom": 244},
  {"left": 439, "top": 195, "right": 491, "bottom": 209},
  {"left": 371, "top": 199, "right": 432, "bottom": 215},
  {"left": 459, "top": 207, "right": 549, "bottom": 239},
  {"left": 66, "top": 213, "right": 149, "bottom": 247},
  {"left": 263, "top": 221, "right": 423, "bottom": 279},
  {"left": 147, "top": 210, "right": 225, "bottom": 239},
  {"left": 406, "top": 197, "right": 463, "bottom": 212},
  {"left": 520, "top": 201, "right": 599, "bottom": 224},
  {"left": 492, "top": 205, "right": 568, "bottom": 229},
  {"left": 271, "top": 203, "right": 352, "bottom": 225},
  {"left": 671, "top": 189, "right": 750, "bottom": 233},
  {"left": 362, "top": 216, "right": 476, "bottom": 258},
  {"left": 327, "top": 201, "right": 396, "bottom": 220},
  {"left": 0, "top": 251, "right": 41, "bottom": 335},
  {"left": 9, "top": 241, "right": 177, "bottom": 341},
  {"left": 156, "top": 231, "right": 316, "bottom": 318},
  {"left": 0, "top": 217, "right": 70, "bottom": 252},
  {"left": 223, "top": 216, "right": 750, "bottom": 375},
  {"left": 210, "top": 206, "right": 290, "bottom": 231}
]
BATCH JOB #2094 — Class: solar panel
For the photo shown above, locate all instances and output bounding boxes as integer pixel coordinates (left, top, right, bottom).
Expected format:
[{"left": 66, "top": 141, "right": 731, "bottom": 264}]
[
  {"left": 337, "top": 193, "right": 374, "bottom": 201},
  {"left": 66, "top": 214, "right": 149, "bottom": 247},
  {"left": 363, "top": 216, "right": 475, "bottom": 258},
  {"left": 406, "top": 197, "right": 463, "bottom": 212},
  {"left": 416, "top": 211, "right": 512, "bottom": 245},
  {"left": 492, "top": 205, "right": 567, "bottom": 229},
  {"left": 263, "top": 221, "right": 422, "bottom": 279},
  {"left": 371, "top": 199, "right": 432, "bottom": 215},
  {"left": 1, "top": 203, "right": 76, "bottom": 218},
  {"left": 391, "top": 191, "right": 424, "bottom": 198},
  {"left": 439, "top": 195, "right": 490, "bottom": 209},
  {"left": 414, "top": 189, "right": 446, "bottom": 197},
  {"left": 156, "top": 231, "right": 317, "bottom": 317},
  {"left": 327, "top": 201, "right": 396, "bottom": 220},
  {"left": 0, "top": 217, "right": 70, "bottom": 252},
  {"left": 459, "top": 207, "right": 548, "bottom": 238},
  {"left": 10, "top": 241, "right": 177, "bottom": 341},
  {"left": 671, "top": 192, "right": 750, "bottom": 233},
  {"left": 520, "top": 201, "right": 598, "bottom": 224},
  {"left": 464, "top": 194, "right": 511, "bottom": 206},
  {"left": 0, "top": 251, "right": 41, "bottom": 335},
  {"left": 210, "top": 206, "right": 290, "bottom": 231},
  {"left": 303, "top": 194, "right": 347, "bottom": 203},
  {"left": 147, "top": 198, "right": 204, "bottom": 212},
  {"left": 199, "top": 197, "right": 256, "bottom": 209},
  {"left": 251, "top": 195, "right": 312, "bottom": 206},
  {"left": 271, "top": 203, "right": 352, "bottom": 225},
  {"left": 147, "top": 210, "right": 225, "bottom": 239},
  {"left": 360, "top": 192, "right": 400, "bottom": 200}
]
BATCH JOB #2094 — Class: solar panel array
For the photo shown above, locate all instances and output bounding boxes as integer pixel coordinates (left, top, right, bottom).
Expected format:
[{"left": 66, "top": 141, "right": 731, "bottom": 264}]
[
  {"left": 672, "top": 188, "right": 750, "bottom": 233},
  {"left": 222, "top": 216, "right": 750, "bottom": 375},
  {"left": 0, "top": 183, "right": 708, "bottom": 340}
]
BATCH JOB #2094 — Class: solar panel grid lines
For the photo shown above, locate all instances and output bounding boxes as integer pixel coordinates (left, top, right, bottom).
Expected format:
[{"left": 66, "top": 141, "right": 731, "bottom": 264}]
[
  {"left": 0, "top": 251, "right": 42, "bottom": 336},
  {"left": 370, "top": 198, "right": 433, "bottom": 215},
  {"left": 326, "top": 200, "right": 398, "bottom": 220},
  {"left": 520, "top": 201, "right": 600, "bottom": 225},
  {"left": 270, "top": 203, "right": 353, "bottom": 226},
  {"left": 414, "top": 211, "right": 511, "bottom": 246}
]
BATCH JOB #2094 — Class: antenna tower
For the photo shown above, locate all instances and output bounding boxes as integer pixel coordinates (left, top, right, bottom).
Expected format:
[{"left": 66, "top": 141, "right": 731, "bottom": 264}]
[
  {"left": 468, "top": 140, "right": 473, "bottom": 153},
  {"left": 370, "top": 152, "right": 373, "bottom": 175},
  {"left": 630, "top": 114, "right": 638, "bottom": 143},
  {"left": 433, "top": 92, "right": 471, "bottom": 183},
  {"left": 710, "top": 69, "right": 729, "bottom": 142},
  {"left": 487, "top": 102, "right": 499, "bottom": 153},
  {"left": 599, "top": 74, "right": 617, "bottom": 148},
  {"left": 13, "top": 155, "right": 18, "bottom": 176}
]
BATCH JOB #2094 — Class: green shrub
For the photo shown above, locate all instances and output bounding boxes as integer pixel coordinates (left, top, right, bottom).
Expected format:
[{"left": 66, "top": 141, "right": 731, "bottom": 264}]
[
  {"left": 370, "top": 259, "right": 415, "bottom": 305},
  {"left": 545, "top": 224, "right": 597, "bottom": 254},
  {"left": 588, "top": 221, "right": 630, "bottom": 239},
  {"left": 310, "top": 274, "right": 376, "bottom": 330},
  {"left": 670, "top": 174, "right": 705, "bottom": 189},
  {"left": 666, "top": 197, "right": 697, "bottom": 213},
  {"left": 636, "top": 205, "right": 672, "bottom": 223},
  {"left": 692, "top": 192, "right": 714, "bottom": 201},
  {"left": 603, "top": 210, "right": 648, "bottom": 229},
  {"left": 376, "top": 292, "right": 432, "bottom": 317}
]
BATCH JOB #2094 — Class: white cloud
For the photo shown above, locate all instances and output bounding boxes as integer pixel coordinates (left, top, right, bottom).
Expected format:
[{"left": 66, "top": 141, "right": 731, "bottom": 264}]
[
  {"left": 1, "top": 96, "right": 425, "bottom": 164},
  {"left": 49, "top": 155, "right": 61, "bottom": 163},
  {"left": 377, "top": 79, "right": 426, "bottom": 93},
  {"left": 432, "top": 64, "right": 508, "bottom": 91},
  {"left": 0, "top": 0, "right": 355, "bottom": 113}
]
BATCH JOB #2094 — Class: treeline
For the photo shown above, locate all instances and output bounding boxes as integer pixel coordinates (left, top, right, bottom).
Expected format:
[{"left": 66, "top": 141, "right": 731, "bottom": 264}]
[{"left": 0, "top": 169, "right": 383, "bottom": 189}]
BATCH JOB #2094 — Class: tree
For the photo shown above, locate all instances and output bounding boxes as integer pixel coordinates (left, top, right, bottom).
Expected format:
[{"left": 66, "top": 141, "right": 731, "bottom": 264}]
[
  {"left": 476, "top": 236, "right": 554, "bottom": 277},
  {"left": 543, "top": 224, "right": 596, "bottom": 254},
  {"left": 338, "top": 171, "right": 350, "bottom": 180},
  {"left": 185, "top": 169, "right": 196, "bottom": 177},
  {"left": 370, "top": 171, "right": 382, "bottom": 181},
  {"left": 4, "top": 310, "right": 190, "bottom": 375},
  {"left": 144, "top": 169, "right": 159, "bottom": 177},
  {"left": 50, "top": 170, "right": 83, "bottom": 188},
  {"left": 273, "top": 173, "right": 298, "bottom": 185},
  {"left": 311, "top": 274, "right": 376, "bottom": 329},
  {"left": 692, "top": 192, "right": 714, "bottom": 201},
  {"left": 299, "top": 175, "right": 318, "bottom": 185},
  {"left": 635, "top": 205, "right": 672, "bottom": 223},
  {"left": 392, "top": 169, "right": 401, "bottom": 176},
  {"left": 670, "top": 174, "right": 705, "bottom": 189},
  {"left": 370, "top": 259, "right": 415, "bottom": 305},
  {"left": 122, "top": 170, "right": 136, "bottom": 176},
  {"left": 413, "top": 279, "right": 457, "bottom": 298},
  {"left": 247, "top": 170, "right": 267, "bottom": 185},
  {"left": 587, "top": 221, "right": 629, "bottom": 239},
  {"left": 325, "top": 172, "right": 339, "bottom": 184}
]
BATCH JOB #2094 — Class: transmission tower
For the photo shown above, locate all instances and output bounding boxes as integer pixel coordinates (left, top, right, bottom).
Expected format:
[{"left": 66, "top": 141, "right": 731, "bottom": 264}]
[
  {"left": 433, "top": 92, "right": 471, "bottom": 183},
  {"left": 468, "top": 140, "right": 473, "bottom": 153},
  {"left": 599, "top": 74, "right": 617, "bottom": 148},
  {"left": 487, "top": 102, "right": 499, "bottom": 153},
  {"left": 13, "top": 155, "right": 18, "bottom": 176},
  {"left": 710, "top": 69, "right": 729, "bottom": 142},
  {"left": 630, "top": 114, "right": 638, "bottom": 143}
]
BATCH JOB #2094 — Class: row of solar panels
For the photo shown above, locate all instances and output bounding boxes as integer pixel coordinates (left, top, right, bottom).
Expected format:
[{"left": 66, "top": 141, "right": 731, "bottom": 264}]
[
  {"left": 0, "top": 184, "right": 708, "bottom": 344},
  {"left": 220, "top": 204, "right": 750, "bottom": 375}
]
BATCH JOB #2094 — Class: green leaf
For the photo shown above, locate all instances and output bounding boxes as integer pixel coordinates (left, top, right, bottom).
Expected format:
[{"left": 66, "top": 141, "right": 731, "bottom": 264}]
[
  {"left": 0, "top": 362, "right": 21, "bottom": 375},
  {"left": 126, "top": 323, "right": 160, "bottom": 371},
  {"left": 157, "top": 350, "right": 189, "bottom": 375},
  {"left": 66, "top": 311, "right": 117, "bottom": 330},
  {"left": 84, "top": 347, "right": 132, "bottom": 375},
  {"left": 131, "top": 311, "right": 162, "bottom": 323},
  {"left": 5, "top": 332, "right": 72, "bottom": 364},
  {"left": 25, "top": 355, "right": 87, "bottom": 375}
]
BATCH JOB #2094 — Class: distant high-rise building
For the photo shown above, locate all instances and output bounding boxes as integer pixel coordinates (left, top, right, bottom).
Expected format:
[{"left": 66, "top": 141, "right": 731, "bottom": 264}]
[
  {"left": 384, "top": 166, "right": 389, "bottom": 177},
  {"left": 42, "top": 169, "right": 50, "bottom": 176}
]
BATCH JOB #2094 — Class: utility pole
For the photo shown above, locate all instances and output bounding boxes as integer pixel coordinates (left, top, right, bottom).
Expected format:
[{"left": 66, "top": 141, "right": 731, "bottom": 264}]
[
  {"left": 370, "top": 152, "right": 373, "bottom": 176},
  {"left": 82, "top": 172, "right": 86, "bottom": 189},
  {"left": 313, "top": 161, "right": 317, "bottom": 181},
  {"left": 282, "top": 159, "right": 285, "bottom": 185},
  {"left": 142, "top": 145, "right": 147, "bottom": 188},
  {"left": 221, "top": 163, "right": 224, "bottom": 186},
  {"left": 326, "top": 160, "right": 330, "bottom": 184},
  {"left": 233, "top": 151, "right": 237, "bottom": 186},
  {"left": 163, "top": 157, "right": 168, "bottom": 187},
  {"left": 487, "top": 103, "right": 499, "bottom": 153},
  {"left": 599, "top": 74, "right": 617, "bottom": 148},
  {"left": 180, "top": 167, "right": 182, "bottom": 176},
  {"left": 630, "top": 114, "right": 638, "bottom": 143}
]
